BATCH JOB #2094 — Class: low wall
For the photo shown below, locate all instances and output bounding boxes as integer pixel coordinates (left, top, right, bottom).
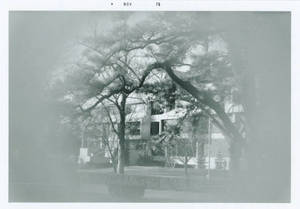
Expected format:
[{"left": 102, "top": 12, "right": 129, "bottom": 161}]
[{"left": 79, "top": 170, "right": 229, "bottom": 193}]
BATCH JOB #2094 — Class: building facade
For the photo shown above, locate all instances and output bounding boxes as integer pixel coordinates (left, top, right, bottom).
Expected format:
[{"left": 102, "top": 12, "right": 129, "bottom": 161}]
[{"left": 78, "top": 92, "right": 243, "bottom": 170}]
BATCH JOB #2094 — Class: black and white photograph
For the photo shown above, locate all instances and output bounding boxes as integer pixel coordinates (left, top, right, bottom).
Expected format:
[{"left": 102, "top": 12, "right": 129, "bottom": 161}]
[{"left": 4, "top": 1, "right": 295, "bottom": 206}]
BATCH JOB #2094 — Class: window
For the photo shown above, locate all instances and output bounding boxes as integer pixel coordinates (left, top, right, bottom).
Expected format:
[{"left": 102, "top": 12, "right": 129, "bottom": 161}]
[
  {"left": 126, "top": 121, "right": 141, "bottom": 136},
  {"left": 151, "top": 101, "right": 164, "bottom": 115},
  {"left": 161, "top": 120, "right": 166, "bottom": 132},
  {"left": 151, "top": 122, "right": 160, "bottom": 135}
]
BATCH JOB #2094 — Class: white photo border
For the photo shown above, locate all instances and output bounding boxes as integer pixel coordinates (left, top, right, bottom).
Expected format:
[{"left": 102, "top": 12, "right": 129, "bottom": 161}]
[{"left": 1, "top": 0, "right": 298, "bottom": 209}]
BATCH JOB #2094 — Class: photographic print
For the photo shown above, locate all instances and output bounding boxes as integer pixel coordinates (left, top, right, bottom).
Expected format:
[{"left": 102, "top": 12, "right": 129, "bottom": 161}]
[{"left": 9, "top": 11, "right": 291, "bottom": 203}]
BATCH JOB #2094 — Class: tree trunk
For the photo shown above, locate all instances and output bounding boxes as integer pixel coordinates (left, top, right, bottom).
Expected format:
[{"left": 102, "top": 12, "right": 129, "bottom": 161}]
[
  {"left": 196, "top": 140, "right": 205, "bottom": 169},
  {"left": 164, "top": 146, "right": 169, "bottom": 167},
  {"left": 117, "top": 93, "right": 127, "bottom": 174},
  {"left": 184, "top": 152, "right": 188, "bottom": 176}
]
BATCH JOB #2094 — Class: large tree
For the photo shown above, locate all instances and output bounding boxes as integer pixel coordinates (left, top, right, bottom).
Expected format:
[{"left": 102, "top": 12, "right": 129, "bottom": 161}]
[
  {"left": 132, "top": 13, "right": 245, "bottom": 171},
  {"left": 214, "top": 12, "right": 290, "bottom": 201},
  {"left": 52, "top": 12, "right": 244, "bottom": 173},
  {"left": 51, "top": 15, "right": 181, "bottom": 174}
]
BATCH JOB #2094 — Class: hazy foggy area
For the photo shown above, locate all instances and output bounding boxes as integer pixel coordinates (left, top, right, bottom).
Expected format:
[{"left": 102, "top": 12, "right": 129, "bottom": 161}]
[{"left": 9, "top": 11, "right": 290, "bottom": 202}]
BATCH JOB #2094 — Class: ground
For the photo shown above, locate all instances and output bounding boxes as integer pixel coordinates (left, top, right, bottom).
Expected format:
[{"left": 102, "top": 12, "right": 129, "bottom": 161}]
[{"left": 10, "top": 166, "right": 231, "bottom": 202}]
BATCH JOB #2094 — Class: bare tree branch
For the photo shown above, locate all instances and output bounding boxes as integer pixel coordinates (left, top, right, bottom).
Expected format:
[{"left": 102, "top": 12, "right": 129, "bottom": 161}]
[
  {"left": 117, "top": 58, "right": 142, "bottom": 82},
  {"left": 101, "top": 102, "right": 120, "bottom": 137},
  {"left": 80, "top": 88, "right": 123, "bottom": 113}
]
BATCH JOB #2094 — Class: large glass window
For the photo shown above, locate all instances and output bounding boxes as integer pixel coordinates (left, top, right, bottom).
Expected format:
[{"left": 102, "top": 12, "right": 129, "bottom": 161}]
[{"left": 150, "top": 122, "right": 160, "bottom": 135}]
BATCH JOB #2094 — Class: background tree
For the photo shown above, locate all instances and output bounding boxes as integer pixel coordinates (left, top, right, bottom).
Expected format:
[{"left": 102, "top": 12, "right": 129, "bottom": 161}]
[
  {"left": 211, "top": 12, "right": 291, "bottom": 201},
  {"left": 122, "top": 12, "right": 246, "bottom": 172}
]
